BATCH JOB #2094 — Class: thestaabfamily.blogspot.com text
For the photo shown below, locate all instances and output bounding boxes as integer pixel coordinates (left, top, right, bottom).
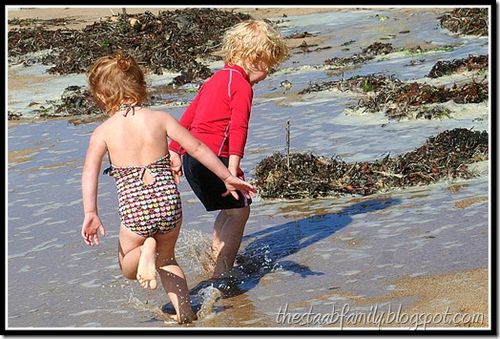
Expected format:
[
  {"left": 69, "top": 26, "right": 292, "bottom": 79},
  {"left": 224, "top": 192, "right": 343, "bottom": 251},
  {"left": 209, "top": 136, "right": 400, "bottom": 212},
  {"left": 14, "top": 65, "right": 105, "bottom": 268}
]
[{"left": 274, "top": 303, "right": 487, "bottom": 329}]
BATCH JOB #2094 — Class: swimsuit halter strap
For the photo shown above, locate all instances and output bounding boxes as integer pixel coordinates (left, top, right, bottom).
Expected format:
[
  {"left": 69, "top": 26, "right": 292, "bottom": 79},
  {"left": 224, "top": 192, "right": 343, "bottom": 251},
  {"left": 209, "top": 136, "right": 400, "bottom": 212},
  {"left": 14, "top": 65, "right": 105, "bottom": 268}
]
[{"left": 121, "top": 104, "right": 140, "bottom": 117}]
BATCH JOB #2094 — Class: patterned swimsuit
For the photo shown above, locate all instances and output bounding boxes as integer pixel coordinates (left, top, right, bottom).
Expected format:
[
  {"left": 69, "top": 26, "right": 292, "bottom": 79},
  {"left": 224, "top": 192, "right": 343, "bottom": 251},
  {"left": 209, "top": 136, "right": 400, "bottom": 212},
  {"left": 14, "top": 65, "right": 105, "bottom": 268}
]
[{"left": 104, "top": 153, "right": 182, "bottom": 237}]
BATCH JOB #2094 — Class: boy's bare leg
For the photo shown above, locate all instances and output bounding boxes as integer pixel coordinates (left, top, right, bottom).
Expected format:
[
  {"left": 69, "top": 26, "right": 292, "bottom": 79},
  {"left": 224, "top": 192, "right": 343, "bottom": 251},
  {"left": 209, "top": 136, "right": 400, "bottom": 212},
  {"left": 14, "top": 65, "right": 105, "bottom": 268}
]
[
  {"left": 211, "top": 210, "right": 229, "bottom": 270},
  {"left": 212, "top": 206, "right": 250, "bottom": 279},
  {"left": 154, "top": 224, "right": 197, "bottom": 324},
  {"left": 118, "top": 224, "right": 157, "bottom": 289}
]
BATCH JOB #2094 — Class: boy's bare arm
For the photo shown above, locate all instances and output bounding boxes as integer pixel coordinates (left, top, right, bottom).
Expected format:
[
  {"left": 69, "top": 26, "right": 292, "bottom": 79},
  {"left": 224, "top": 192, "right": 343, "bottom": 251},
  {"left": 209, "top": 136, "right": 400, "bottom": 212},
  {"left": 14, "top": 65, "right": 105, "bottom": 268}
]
[{"left": 228, "top": 155, "right": 243, "bottom": 178}]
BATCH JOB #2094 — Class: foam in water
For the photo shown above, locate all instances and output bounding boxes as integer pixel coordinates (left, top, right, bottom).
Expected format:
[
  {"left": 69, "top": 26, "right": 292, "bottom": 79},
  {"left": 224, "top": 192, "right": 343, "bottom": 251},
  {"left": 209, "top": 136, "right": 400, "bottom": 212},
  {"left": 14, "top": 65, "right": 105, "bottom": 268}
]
[
  {"left": 176, "top": 229, "right": 215, "bottom": 277},
  {"left": 195, "top": 286, "right": 222, "bottom": 319},
  {"left": 127, "top": 294, "right": 177, "bottom": 324}
]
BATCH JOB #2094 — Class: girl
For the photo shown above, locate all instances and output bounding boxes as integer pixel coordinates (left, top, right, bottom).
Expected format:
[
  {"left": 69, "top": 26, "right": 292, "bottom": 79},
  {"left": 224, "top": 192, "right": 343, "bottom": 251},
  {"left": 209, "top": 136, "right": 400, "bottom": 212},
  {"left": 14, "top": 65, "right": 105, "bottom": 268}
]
[
  {"left": 168, "top": 19, "right": 288, "bottom": 279},
  {"left": 80, "top": 51, "right": 256, "bottom": 324}
]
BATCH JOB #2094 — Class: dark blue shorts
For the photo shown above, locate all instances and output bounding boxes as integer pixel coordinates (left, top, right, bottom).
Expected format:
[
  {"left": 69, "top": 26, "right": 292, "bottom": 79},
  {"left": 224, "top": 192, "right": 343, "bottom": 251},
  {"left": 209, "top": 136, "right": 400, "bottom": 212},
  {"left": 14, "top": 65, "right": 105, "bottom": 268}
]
[{"left": 183, "top": 154, "right": 252, "bottom": 212}]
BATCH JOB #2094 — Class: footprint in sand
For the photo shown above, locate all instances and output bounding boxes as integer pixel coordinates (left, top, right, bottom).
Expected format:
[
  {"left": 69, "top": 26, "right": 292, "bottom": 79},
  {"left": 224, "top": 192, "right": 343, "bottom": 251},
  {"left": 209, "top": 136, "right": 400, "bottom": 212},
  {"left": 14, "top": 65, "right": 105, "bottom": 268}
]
[{"left": 137, "top": 237, "right": 158, "bottom": 290}]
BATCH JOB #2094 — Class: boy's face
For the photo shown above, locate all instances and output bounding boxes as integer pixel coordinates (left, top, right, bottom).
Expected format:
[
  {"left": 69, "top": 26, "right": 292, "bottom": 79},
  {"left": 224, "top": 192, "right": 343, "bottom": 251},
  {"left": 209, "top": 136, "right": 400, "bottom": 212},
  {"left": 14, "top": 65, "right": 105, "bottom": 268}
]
[
  {"left": 249, "top": 69, "right": 268, "bottom": 85},
  {"left": 249, "top": 60, "right": 270, "bottom": 85}
]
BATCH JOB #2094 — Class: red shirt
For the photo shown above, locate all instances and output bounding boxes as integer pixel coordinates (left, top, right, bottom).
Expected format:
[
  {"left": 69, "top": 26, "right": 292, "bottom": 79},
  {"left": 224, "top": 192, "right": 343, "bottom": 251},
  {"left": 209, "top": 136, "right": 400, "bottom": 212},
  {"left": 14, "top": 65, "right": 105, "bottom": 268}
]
[{"left": 169, "top": 64, "right": 253, "bottom": 158}]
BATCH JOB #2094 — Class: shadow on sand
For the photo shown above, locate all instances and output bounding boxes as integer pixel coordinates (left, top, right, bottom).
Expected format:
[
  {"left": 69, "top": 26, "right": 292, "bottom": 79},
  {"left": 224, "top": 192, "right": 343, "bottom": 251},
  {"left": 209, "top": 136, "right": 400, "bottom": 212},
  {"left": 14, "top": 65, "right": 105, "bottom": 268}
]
[{"left": 182, "top": 197, "right": 401, "bottom": 308}]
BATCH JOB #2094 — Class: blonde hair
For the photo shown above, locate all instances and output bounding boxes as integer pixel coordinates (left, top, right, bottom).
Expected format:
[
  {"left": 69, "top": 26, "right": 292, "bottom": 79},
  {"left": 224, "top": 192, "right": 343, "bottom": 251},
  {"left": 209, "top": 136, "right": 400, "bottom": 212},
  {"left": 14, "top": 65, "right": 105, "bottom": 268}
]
[
  {"left": 221, "top": 19, "right": 288, "bottom": 72},
  {"left": 87, "top": 51, "right": 147, "bottom": 115}
]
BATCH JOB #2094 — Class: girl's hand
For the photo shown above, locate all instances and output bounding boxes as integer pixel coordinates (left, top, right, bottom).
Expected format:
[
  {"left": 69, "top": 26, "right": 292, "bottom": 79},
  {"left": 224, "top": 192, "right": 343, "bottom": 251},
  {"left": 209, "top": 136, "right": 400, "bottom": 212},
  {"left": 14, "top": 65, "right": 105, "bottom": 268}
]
[
  {"left": 81, "top": 212, "right": 106, "bottom": 246},
  {"left": 169, "top": 150, "right": 183, "bottom": 184},
  {"left": 222, "top": 175, "right": 257, "bottom": 200}
]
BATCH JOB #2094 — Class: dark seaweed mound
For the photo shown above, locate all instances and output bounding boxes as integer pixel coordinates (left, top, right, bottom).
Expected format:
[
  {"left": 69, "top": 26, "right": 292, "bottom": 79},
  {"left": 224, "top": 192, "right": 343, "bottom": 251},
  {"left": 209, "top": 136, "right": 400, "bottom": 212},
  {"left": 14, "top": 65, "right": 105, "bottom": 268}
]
[
  {"left": 427, "top": 55, "right": 488, "bottom": 78},
  {"left": 439, "top": 8, "right": 488, "bottom": 36},
  {"left": 253, "top": 128, "right": 488, "bottom": 199},
  {"left": 8, "top": 9, "right": 251, "bottom": 85}
]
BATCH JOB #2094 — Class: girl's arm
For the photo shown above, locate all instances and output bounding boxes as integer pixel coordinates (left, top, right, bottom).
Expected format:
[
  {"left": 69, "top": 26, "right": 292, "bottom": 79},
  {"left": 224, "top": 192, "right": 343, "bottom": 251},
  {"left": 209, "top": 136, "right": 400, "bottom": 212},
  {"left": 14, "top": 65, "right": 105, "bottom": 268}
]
[
  {"left": 168, "top": 93, "right": 201, "bottom": 183},
  {"left": 163, "top": 112, "right": 256, "bottom": 199},
  {"left": 81, "top": 128, "right": 108, "bottom": 246},
  {"left": 168, "top": 92, "right": 200, "bottom": 154}
]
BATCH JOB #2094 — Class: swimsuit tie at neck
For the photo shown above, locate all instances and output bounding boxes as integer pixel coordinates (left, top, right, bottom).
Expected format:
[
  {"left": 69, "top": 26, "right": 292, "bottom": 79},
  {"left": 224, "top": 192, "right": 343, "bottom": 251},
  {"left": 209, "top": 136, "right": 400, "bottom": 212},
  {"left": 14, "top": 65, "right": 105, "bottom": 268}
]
[{"left": 122, "top": 104, "right": 138, "bottom": 117}]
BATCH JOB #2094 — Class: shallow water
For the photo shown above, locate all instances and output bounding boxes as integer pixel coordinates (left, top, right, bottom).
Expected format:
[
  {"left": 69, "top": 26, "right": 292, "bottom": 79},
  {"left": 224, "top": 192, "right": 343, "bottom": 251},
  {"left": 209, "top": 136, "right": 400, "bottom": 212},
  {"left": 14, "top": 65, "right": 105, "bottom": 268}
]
[{"left": 7, "top": 8, "right": 490, "bottom": 329}]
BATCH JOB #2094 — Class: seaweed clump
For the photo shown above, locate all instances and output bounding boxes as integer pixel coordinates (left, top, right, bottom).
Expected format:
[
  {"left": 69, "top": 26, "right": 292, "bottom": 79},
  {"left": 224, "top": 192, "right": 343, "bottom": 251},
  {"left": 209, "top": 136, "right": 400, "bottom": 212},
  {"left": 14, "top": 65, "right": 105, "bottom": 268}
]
[
  {"left": 439, "top": 8, "right": 488, "bottom": 36},
  {"left": 299, "top": 74, "right": 400, "bottom": 95},
  {"left": 427, "top": 54, "right": 488, "bottom": 78},
  {"left": 324, "top": 42, "right": 396, "bottom": 68},
  {"left": 362, "top": 79, "right": 488, "bottom": 120},
  {"left": 253, "top": 128, "right": 488, "bottom": 199},
  {"left": 12, "top": 84, "right": 178, "bottom": 121},
  {"left": 31, "top": 85, "right": 101, "bottom": 119},
  {"left": 300, "top": 72, "right": 488, "bottom": 121},
  {"left": 8, "top": 9, "right": 251, "bottom": 85}
]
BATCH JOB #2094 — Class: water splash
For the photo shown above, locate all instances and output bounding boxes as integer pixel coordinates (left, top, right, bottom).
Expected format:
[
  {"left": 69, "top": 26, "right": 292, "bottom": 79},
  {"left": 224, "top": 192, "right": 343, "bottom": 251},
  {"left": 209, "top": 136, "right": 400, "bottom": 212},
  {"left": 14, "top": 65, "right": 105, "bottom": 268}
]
[
  {"left": 195, "top": 286, "right": 222, "bottom": 319},
  {"left": 176, "top": 229, "right": 215, "bottom": 277},
  {"left": 126, "top": 294, "right": 177, "bottom": 324}
]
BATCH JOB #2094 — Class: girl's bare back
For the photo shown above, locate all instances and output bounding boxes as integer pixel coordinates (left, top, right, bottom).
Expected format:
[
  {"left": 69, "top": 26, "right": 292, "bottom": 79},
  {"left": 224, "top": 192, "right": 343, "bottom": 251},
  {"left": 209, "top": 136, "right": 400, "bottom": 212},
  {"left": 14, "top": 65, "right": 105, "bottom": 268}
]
[{"left": 100, "top": 107, "right": 170, "bottom": 167}]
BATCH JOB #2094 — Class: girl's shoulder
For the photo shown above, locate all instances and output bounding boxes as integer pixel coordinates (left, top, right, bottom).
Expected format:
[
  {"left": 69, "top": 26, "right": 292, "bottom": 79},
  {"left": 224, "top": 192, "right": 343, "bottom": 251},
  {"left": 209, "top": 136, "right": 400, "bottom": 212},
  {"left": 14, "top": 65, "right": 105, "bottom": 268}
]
[
  {"left": 140, "top": 108, "right": 173, "bottom": 118},
  {"left": 139, "top": 108, "right": 177, "bottom": 125}
]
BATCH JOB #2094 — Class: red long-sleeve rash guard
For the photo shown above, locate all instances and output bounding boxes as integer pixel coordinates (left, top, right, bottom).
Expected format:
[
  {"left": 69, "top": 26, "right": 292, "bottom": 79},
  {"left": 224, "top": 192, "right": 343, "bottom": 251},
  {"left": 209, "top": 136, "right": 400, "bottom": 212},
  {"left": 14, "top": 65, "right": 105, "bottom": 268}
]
[{"left": 169, "top": 64, "right": 253, "bottom": 158}]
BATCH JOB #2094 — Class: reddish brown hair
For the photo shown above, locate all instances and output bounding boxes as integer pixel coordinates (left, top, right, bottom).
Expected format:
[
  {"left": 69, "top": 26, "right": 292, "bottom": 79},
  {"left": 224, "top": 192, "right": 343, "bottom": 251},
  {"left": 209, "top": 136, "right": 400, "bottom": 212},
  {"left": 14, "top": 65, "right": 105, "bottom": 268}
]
[{"left": 87, "top": 51, "right": 147, "bottom": 115}]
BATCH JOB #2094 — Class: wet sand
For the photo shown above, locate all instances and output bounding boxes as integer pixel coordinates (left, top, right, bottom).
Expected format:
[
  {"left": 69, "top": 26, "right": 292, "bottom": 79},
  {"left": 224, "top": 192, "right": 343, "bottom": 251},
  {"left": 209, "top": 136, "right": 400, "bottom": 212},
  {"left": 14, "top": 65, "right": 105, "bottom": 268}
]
[{"left": 325, "top": 268, "right": 488, "bottom": 328}]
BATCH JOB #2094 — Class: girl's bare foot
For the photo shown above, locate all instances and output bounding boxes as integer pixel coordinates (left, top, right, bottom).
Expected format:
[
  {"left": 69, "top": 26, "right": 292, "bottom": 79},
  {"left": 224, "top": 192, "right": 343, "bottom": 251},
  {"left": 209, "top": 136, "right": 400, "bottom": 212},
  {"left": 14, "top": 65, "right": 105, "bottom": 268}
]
[{"left": 137, "top": 237, "right": 158, "bottom": 289}]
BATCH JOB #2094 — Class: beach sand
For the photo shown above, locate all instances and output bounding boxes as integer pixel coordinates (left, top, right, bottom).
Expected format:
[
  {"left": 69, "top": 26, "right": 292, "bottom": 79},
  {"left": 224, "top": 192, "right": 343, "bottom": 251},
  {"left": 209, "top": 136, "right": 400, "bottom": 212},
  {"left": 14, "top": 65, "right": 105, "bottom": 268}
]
[
  {"left": 348, "top": 268, "right": 489, "bottom": 328},
  {"left": 7, "top": 6, "right": 343, "bottom": 29}
]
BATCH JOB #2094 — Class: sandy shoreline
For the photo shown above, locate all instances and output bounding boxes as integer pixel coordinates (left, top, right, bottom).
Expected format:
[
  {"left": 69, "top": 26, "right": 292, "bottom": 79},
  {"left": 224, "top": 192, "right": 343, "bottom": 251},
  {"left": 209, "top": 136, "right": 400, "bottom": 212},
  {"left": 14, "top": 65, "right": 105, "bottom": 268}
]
[
  {"left": 7, "top": 6, "right": 344, "bottom": 29},
  {"left": 290, "top": 267, "right": 488, "bottom": 328},
  {"left": 361, "top": 268, "right": 489, "bottom": 328}
]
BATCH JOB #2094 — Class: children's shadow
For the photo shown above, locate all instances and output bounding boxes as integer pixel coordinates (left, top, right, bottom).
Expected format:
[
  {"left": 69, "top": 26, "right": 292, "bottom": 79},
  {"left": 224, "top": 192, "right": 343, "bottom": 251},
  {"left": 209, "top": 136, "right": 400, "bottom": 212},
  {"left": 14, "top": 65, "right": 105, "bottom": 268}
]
[{"left": 190, "top": 197, "right": 401, "bottom": 299}]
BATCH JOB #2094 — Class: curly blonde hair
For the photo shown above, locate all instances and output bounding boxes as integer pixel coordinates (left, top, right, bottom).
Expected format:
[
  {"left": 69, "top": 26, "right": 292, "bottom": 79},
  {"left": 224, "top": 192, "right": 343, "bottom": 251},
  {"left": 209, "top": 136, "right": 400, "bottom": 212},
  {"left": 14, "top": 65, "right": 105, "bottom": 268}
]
[
  {"left": 87, "top": 51, "right": 147, "bottom": 115},
  {"left": 221, "top": 19, "right": 288, "bottom": 72}
]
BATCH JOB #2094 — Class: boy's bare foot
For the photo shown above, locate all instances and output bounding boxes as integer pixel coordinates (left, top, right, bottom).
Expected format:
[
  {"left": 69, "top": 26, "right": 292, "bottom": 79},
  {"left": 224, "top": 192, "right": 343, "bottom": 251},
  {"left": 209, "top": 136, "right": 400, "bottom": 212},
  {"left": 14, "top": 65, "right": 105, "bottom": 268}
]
[
  {"left": 177, "top": 311, "right": 198, "bottom": 324},
  {"left": 137, "top": 237, "right": 157, "bottom": 289}
]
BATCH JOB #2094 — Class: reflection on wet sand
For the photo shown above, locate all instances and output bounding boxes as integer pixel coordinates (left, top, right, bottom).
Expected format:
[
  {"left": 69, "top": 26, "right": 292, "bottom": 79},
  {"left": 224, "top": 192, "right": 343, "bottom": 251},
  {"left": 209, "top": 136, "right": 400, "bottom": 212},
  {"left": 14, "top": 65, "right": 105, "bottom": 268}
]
[{"left": 8, "top": 146, "right": 42, "bottom": 167}]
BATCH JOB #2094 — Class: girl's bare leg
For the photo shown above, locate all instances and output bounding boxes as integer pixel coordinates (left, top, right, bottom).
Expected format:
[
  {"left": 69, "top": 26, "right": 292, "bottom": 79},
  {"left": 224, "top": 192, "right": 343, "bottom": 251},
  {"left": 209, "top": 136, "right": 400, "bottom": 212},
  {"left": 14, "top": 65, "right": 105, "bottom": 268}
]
[
  {"left": 118, "top": 224, "right": 157, "bottom": 289},
  {"left": 154, "top": 223, "right": 197, "bottom": 324},
  {"left": 212, "top": 206, "right": 250, "bottom": 279}
]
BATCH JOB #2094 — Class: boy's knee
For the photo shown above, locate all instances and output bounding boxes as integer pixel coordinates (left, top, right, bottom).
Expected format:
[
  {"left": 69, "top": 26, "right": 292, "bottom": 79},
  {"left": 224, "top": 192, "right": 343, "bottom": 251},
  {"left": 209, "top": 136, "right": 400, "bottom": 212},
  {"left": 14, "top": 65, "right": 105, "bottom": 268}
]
[{"left": 225, "top": 206, "right": 250, "bottom": 220}]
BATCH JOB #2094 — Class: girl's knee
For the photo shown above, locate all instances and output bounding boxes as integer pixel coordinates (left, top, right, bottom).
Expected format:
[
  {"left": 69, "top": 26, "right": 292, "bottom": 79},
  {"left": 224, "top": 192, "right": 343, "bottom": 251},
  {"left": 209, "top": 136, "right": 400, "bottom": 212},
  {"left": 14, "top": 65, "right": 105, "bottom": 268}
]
[
  {"left": 121, "top": 266, "right": 138, "bottom": 280},
  {"left": 156, "top": 254, "right": 178, "bottom": 268}
]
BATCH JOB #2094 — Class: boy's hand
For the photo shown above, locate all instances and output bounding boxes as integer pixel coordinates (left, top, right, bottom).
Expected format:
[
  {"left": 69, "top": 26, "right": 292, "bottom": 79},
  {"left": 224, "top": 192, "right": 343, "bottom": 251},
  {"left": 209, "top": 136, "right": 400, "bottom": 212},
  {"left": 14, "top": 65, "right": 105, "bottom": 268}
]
[
  {"left": 222, "top": 175, "right": 256, "bottom": 200},
  {"left": 228, "top": 166, "right": 245, "bottom": 180},
  {"left": 169, "top": 150, "right": 183, "bottom": 184},
  {"left": 81, "top": 212, "right": 106, "bottom": 246}
]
